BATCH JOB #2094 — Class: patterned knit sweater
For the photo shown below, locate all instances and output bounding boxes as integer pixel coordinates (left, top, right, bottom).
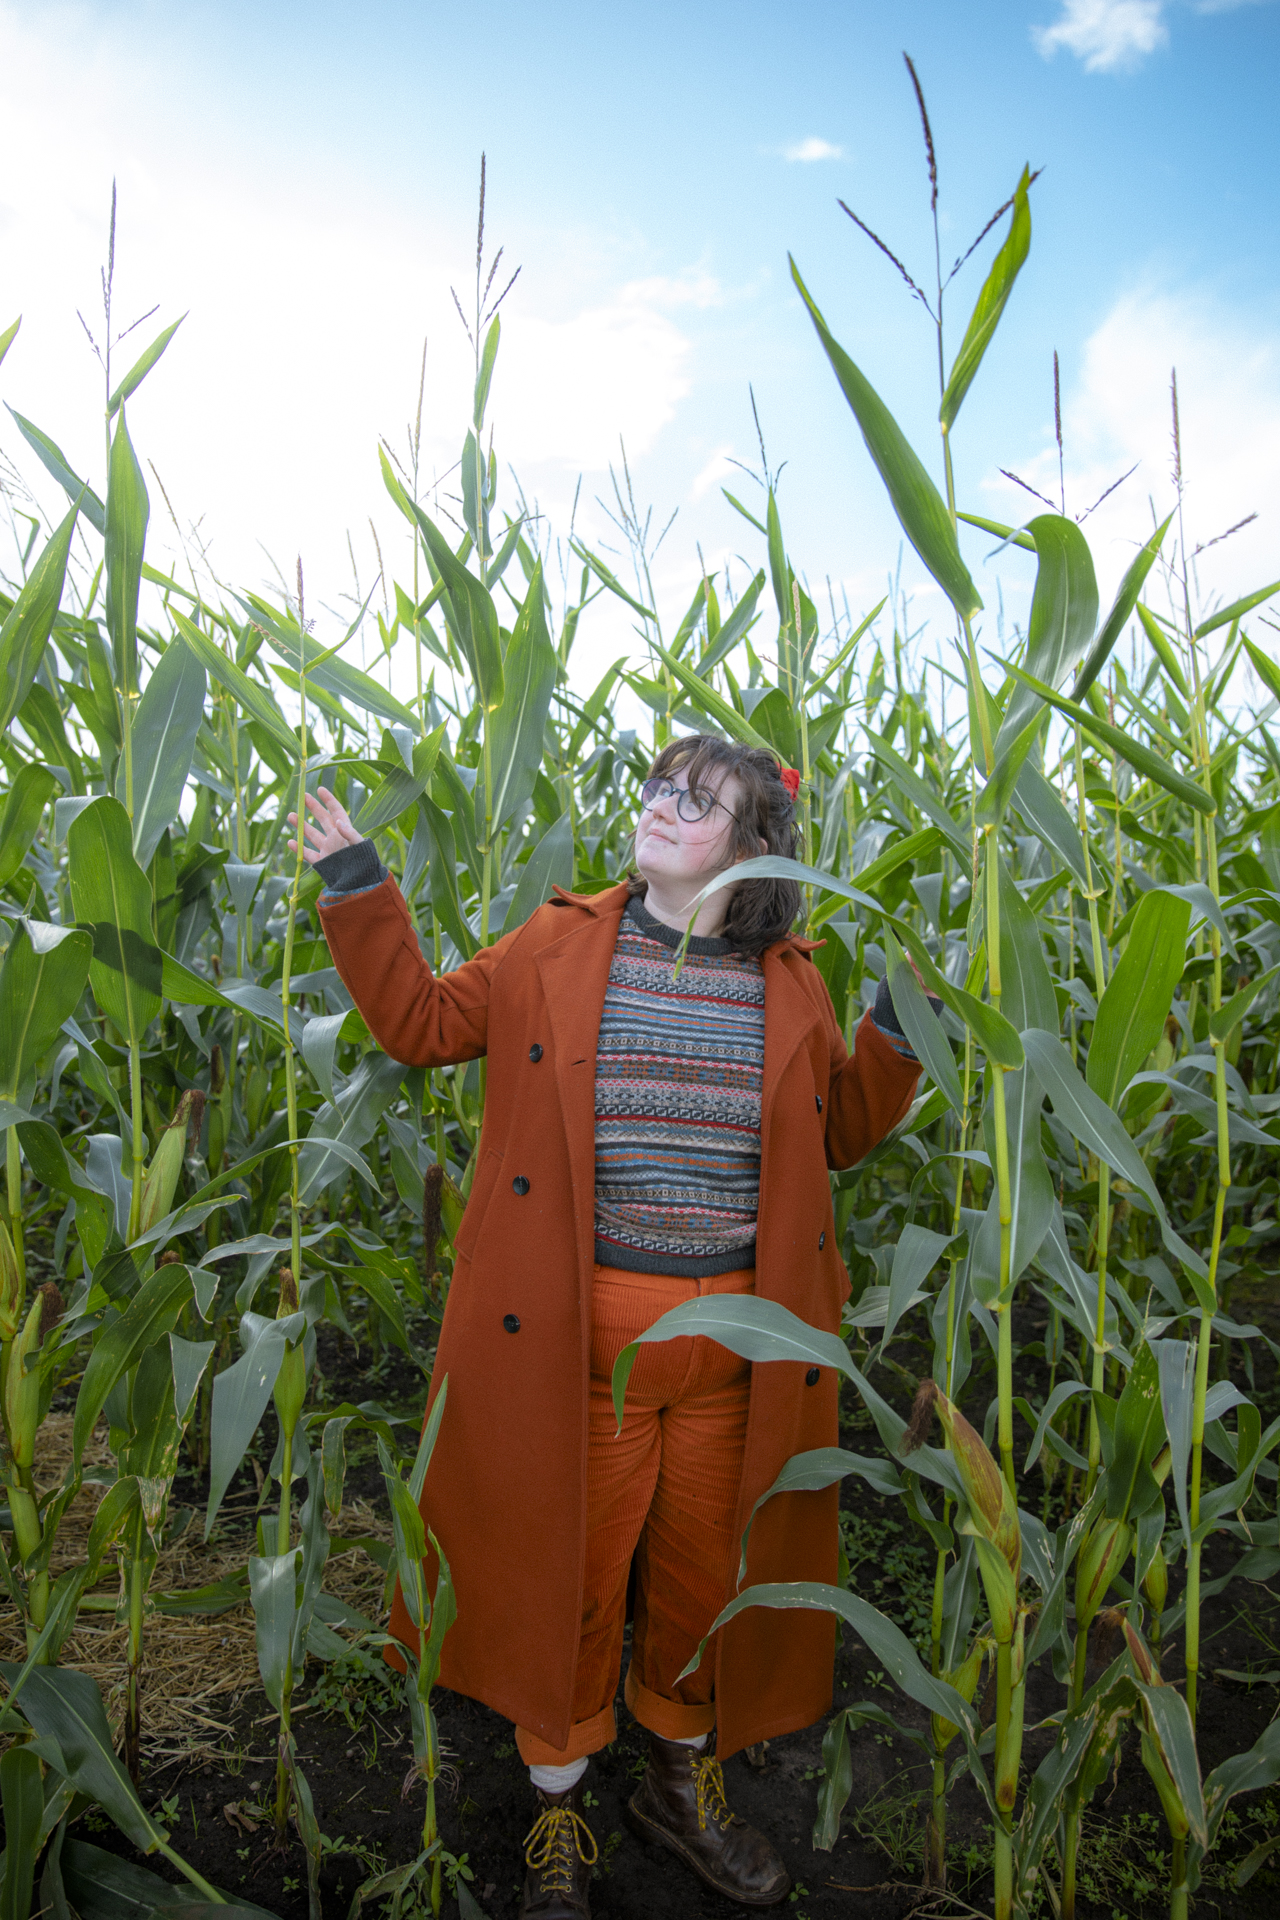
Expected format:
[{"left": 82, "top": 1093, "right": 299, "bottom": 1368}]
[{"left": 593, "top": 896, "right": 766, "bottom": 1278}]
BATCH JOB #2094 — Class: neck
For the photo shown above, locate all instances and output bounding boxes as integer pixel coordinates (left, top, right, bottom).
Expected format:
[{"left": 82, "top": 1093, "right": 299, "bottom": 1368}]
[{"left": 638, "top": 873, "right": 729, "bottom": 939}]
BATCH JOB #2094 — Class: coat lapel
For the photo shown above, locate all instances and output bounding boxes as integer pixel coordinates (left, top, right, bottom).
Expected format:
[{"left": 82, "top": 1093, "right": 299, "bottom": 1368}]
[
  {"left": 757, "top": 945, "right": 825, "bottom": 1299},
  {"left": 535, "top": 886, "right": 629, "bottom": 1287}
]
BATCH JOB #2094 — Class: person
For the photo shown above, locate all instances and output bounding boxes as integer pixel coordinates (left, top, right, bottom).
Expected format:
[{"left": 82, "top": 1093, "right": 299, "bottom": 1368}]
[{"left": 291, "top": 733, "right": 924, "bottom": 1918}]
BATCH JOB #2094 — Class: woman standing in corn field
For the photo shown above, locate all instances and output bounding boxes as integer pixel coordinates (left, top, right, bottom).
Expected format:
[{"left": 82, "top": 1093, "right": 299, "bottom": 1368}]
[{"left": 291, "top": 731, "right": 924, "bottom": 1918}]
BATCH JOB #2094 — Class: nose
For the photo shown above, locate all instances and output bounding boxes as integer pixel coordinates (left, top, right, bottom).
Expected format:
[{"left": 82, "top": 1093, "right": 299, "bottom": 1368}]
[{"left": 648, "top": 787, "right": 679, "bottom": 821}]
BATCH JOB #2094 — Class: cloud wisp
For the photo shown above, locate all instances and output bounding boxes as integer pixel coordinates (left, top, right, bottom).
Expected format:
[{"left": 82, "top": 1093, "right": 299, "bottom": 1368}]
[
  {"left": 782, "top": 137, "right": 845, "bottom": 163},
  {"left": 1033, "top": 0, "right": 1169, "bottom": 71}
]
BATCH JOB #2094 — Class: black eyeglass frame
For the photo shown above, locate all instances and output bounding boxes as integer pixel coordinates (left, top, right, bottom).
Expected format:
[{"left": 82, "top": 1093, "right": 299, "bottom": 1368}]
[{"left": 639, "top": 776, "right": 739, "bottom": 825}]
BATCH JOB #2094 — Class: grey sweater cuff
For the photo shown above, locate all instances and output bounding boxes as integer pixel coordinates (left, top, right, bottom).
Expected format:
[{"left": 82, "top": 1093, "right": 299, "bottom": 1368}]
[{"left": 314, "top": 839, "right": 388, "bottom": 893}]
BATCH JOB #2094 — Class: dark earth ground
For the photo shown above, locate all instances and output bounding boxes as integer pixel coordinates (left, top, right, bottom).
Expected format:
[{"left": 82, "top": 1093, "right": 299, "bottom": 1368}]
[{"left": 25, "top": 1290, "right": 1280, "bottom": 1920}]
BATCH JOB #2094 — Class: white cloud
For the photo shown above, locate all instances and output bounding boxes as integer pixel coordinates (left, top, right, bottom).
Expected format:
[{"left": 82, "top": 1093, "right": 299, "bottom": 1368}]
[
  {"left": 1033, "top": 0, "right": 1169, "bottom": 71},
  {"left": 982, "top": 284, "right": 1280, "bottom": 657},
  {"left": 782, "top": 137, "right": 844, "bottom": 163}
]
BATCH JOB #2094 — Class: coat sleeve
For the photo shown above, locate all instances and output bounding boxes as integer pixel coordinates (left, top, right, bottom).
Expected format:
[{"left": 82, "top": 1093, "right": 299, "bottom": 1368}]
[
  {"left": 823, "top": 1006, "right": 922, "bottom": 1170},
  {"left": 317, "top": 873, "right": 521, "bottom": 1068}
]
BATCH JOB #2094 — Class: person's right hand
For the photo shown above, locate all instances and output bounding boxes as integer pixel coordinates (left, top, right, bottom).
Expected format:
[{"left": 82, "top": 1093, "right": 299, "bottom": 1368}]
[{"left": 287, "top": 787, "right": 365, "bottom": 865}]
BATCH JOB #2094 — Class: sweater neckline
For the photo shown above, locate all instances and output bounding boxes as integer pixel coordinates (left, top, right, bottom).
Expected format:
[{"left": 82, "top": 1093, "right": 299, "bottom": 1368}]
[{"left": 624, "top": 894, "right": 743, "bottom": 958}]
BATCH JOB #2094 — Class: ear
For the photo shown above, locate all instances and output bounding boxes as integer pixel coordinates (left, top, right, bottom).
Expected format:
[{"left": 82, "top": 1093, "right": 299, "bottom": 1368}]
[{"left": 757, "top": 836, "right": 768, "bottom": 856}]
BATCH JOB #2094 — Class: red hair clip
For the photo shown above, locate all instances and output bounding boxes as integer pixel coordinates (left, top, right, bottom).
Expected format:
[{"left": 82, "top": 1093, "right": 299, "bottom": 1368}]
[{"left": 778, "top": 765, "right": 801, "bottom": 802}]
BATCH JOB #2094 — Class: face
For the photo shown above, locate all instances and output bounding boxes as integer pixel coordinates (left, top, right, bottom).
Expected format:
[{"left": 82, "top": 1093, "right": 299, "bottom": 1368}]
[{"left": 633, "top": 765, "right": 751, "bottom": 896}]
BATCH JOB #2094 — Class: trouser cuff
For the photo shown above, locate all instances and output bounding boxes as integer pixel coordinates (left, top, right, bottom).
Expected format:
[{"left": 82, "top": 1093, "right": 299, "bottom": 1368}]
[
  {"left": 624, "top": 1663, "right": 717, "bottom": 1742},
  {"left": 515, "top": 1703, "right": 616, "bottom": 1767}
]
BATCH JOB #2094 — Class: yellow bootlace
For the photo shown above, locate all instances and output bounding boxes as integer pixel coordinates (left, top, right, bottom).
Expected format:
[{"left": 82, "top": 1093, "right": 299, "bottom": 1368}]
[
  {"left": 690, "top": 1753, "right": 734, "bottom": 1833},
  {"left": 524, "top": 1805, "right": 599, "bottom": 1894}
]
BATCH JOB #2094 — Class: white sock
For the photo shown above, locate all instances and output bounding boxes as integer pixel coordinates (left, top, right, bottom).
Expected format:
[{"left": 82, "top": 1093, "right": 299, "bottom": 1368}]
[
  {"left": 672, "top": 1731, "right": 709, "bottom": 1748},
  {"left": 530, "top": 1757, "right": 588, "bottom": 1794}
]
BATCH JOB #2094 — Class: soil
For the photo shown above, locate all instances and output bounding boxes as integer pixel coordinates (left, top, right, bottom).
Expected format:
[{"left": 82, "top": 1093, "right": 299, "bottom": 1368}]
[{"left": 28, "top": 1301, "right": 1280, "bottom": 1920}]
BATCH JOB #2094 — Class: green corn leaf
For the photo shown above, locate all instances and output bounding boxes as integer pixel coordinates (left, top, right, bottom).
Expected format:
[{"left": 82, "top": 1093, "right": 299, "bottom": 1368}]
[
  {"left": 999, "top": 658, "right": 1214, "bottom": 814},
  {"left": 1073, "top": 513, "right": 1175, "bottom": 700},
  {"left": 4, "top": 409, "right": 106, "bottom": 534},
  {"left": 0, "top": 920, "right": 94, "bottom": 1104},
  {"left": 1136, "top": 603, "right": 1190, "bottom": 696},
  {"left": 1243, "top": 634, "right": 1280, "bottom": 707},
  {"left": 0, "top": 764, "right": 59, "bottom": 890},
  {"left": 681, "top": 1581, "right": 976, "bottom": 1733},
  {"left": 0, "top": 315, "right": 19, "bottom": 368},
  {"left": 1103, "top": 1342, "right": 1166, "bottom": 1523},
  {"left": 106, "top": 315, "right": 186, "bottom": 418},
  {"left": 205, "top": 1311, "right": 307, "bottom": 1536},
  {"left": 1194, "top": 580, "right": 1280, "bottom": 640},
  {"left": 999, "top": 515, "right": 1099, "bottom": 749},
  {"left": 940, "top": 167, "right": 1032, "bottom": 431},
  {"left": 739, "top": 1447, "right": 904, "bottom": 1584},
  {"left": 1209, "top": 963, "right": 1280, "bottom": 1043},
  {"left": 72, "top": 1262, "right": 194, "bottom": 1465},
  {"left": 612, "top": 1293, "right": 849, "bottom": 1432},
  {"left": 956, "top": 509, "right": 1036, "bottom": 553},
  {"left": 881, "top": 1223, "right": 955, "bottom": 1352},
  {"left": 417, "top": 514, "right": 504, "bottom": 712},
  {"left": 0, "top": 1741, "right": 43, "bottom": 1920},
  {"left": 1087, "top": 889, "right": 1191, "bottom": 1108},
  {"left": 696, "top": 570, "right": 766, "bottom": 675},
  {"left": 791, "top": 258, "right": 981, "bottom": 621},
  {"left": 483, "top": 562, "right": 558, "bottom": 832},
  {"left": 1203, "top": 1718, "right": 1280, "bottom": 1853},
  {"left": 885, "top": 929, "right": 963, "bottom": 1114},
  {"left": 104, "top": 408, "right": 148, "bottom": 694},
  {"left": 160, "top": 951, "right": 232, "bottom": 1009},
  {"left": 120, "top": 638, "right": 206, "bottom": 868},
  {"left": 568, "top": 540, "right": 656, "bottom": 620},
  {"left": 506, "top": 811, "right": 574, "bottom": 933},
  {"left": 0, "top": 499, "right": 83, "bottom": 735},
  {"left": 57, "top": 1839, "right": 276, "bottom": 1920},
  {"left": 172, "top": 609, "right": 300, "bottom": 760},
  {"left": 473, "top": 314, "right": 501, "bottom": 429},
  {"left": 1021, "top": 1029, "right": 1209, "bottom": 1288},
  {"left": 811, "top": 827, "right": 943, "bottom": 928},
  {"left": 1135, "top": 1680, "right": 1207, "bottom": 1849},
  {"left": 648, "top": 639, "right": 773, "bottom": 752},
  {"left": 865, "top": 725, "right": 969, "bottom": 853},
  {"left": 354, "top": 725, "right": 447, "bottom": 837},
  {"left": 1012, "top": 762, "right": 1088, "bottom": 889},
  {"left": 686, "top": 852, "right": 1024, "bottom": 1064},
  {"left": 242, "top": 591, "right": 420, "bottom": 733},
  {"left": 67, "top": 797, "right": 163, "bottom": 1047},
  {"left": 975, "top": 707, "right": 1046, "bottom": 829},
  {"left": 248, "top": 1550, "right": 301, "bottom": 1713},
  {"left": 0, "top": 1665, "right": 163, "bottom": 1854}
]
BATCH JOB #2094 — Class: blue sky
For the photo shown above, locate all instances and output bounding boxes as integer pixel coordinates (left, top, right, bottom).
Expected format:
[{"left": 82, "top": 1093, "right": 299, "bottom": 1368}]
[{"left": 1, "top": 0, "right": 1277, "bottom": 701}]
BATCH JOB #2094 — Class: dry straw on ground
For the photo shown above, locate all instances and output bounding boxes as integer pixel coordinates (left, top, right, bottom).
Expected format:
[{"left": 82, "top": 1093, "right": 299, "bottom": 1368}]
[{"left": 0, "top": 1414, "right": 392, "bottom": 1768}]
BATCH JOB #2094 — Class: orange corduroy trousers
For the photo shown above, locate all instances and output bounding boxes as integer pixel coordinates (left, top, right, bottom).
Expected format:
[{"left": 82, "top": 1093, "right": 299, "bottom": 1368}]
[{"left": 515, "top": 1263, "right": 754, "bottom": 1767}]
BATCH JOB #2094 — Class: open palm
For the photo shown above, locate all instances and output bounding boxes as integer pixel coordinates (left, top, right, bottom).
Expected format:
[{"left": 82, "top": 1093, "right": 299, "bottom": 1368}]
[{"left": 287, "top": 786, "right": 365, "bottom": 865}]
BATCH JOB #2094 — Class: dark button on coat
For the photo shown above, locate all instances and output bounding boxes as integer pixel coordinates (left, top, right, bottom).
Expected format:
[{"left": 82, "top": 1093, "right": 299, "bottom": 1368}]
[{"left": 318, "top": 878, "right": 920, "bottom": 1759}]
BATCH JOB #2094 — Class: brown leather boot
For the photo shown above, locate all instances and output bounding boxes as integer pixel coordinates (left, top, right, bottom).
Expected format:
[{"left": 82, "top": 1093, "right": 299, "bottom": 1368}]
[
  {"left": 519, "top": 1778, "right": 598, "bottom": 1919},
  {"left": 625, "top": 1732, "right": 791, "bottom": 1906}
]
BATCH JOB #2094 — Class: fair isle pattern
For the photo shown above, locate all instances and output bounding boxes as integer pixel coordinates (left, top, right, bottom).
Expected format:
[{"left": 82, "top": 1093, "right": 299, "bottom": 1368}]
[{"left": 593, "top": 896, "right": 766, "bottom": 1278}]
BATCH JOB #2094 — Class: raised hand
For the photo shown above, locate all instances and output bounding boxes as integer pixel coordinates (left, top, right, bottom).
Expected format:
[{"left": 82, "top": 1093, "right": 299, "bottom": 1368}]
[{"left": 287, "top": 787, "right": 365, "bottom": 865}]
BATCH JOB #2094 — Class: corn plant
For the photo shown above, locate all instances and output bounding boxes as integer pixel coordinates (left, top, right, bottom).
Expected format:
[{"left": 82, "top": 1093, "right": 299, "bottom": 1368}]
[{"left": 1, "top": 121, "right": 1279, "bottom": 1920}]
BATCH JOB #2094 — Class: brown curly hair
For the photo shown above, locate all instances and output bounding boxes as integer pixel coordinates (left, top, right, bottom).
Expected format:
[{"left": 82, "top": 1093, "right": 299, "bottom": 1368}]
[{"left": 628, "top": 732, "right": 801, "bottom": 955}]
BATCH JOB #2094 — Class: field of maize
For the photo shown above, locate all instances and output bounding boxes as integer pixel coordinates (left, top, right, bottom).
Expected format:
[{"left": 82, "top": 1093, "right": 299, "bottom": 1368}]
[{"left": 2, "top": 109, "right": 1280, "bottom": 1920}]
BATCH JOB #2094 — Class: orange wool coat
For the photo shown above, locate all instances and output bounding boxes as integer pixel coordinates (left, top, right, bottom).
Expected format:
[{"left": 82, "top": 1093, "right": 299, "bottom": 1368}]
[{"left": 318, "top": 877, "right": 920, "bottom": 1759}]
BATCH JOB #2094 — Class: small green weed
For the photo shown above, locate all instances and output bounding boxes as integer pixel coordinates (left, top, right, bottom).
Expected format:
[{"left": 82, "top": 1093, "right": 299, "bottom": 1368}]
[
  {"left": 309, "top": 1642, "right": 401, "bottom": 1731},
  {"left": 840, "top": 1511, "right": 935, "bottom": 1647}
]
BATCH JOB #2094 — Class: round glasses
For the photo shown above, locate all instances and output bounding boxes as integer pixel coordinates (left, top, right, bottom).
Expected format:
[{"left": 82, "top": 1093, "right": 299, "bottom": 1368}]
[{"left": 639, "top": 776, "right": 736, "bottom": 824}]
